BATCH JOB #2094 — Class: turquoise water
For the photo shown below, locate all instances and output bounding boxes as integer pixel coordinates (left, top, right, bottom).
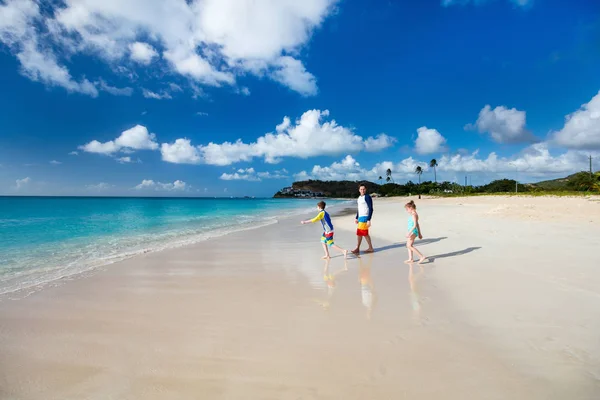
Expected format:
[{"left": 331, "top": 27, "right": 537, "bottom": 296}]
[{"left": 0, "top": 197, "right": 347, "bottom": 295}]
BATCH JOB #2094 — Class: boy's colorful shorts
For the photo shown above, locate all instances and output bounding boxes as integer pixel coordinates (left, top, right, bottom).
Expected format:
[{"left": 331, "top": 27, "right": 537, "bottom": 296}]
[{"left": 321, "top": 232, "right": 334, "bottom": 246}]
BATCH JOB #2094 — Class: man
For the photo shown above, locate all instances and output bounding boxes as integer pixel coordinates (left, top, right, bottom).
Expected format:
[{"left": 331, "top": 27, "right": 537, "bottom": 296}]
[{"left": 352, "top": 183, "right": 374, "bottom": 254}]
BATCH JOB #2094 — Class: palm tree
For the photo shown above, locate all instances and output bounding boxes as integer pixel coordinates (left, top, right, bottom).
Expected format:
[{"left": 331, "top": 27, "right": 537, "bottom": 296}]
[
  {"left": 415, "top": 166, "right": 423, "bottom": 184},
  {"left": 429, "top": 159, "right": 438, "bottom": 183},
  {"left": 378, "top": 176, "right": 383, "bottom": 185},
  {"left": 386, "top": 176, "right": 391, "bottom": 183},
  {"left": 386, "top": 168, "right": 393, "bottom": 183}
]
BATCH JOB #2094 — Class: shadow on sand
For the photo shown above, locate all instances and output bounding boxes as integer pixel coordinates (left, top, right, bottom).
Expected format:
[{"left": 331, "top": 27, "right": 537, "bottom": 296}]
[
  {"left": 373, "top": 237, "right": 448, "bottom": 254},
  {"left": 422, "top": 247, "right": 482, "bottom": 264}
]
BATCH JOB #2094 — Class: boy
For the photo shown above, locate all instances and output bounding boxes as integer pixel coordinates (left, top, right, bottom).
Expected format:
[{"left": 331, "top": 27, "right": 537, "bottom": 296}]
[{"left": 301, "top": 201, "right": 349, "bottom": 259}]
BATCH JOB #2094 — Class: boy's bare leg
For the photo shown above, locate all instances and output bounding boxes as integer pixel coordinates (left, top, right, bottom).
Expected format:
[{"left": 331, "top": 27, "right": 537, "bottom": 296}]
[
  {"left": 321, "top": 243, "right": 331, "bottom": 259},
  {"left": 332, "top": 244, "right": 348, "bottom": 259}
]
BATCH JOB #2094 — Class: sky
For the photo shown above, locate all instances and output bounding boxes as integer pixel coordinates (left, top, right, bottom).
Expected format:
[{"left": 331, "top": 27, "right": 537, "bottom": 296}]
[{"left": 1, "top": 0, "right": 599, "bottom": 197}]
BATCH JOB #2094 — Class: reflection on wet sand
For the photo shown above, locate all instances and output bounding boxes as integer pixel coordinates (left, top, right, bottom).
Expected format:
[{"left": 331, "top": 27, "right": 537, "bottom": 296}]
[
  {"left": 358, "top": 254, "right": 377, "bottom": 320},
  {"left": 408, "top": 263, "right": 425, "bottom": 322},
  {"left": 315, "top": 258, "right": 348, "bottom": 311}
]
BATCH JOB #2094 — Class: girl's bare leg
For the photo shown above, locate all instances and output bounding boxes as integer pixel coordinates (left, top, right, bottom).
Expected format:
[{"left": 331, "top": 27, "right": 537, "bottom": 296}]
[
  {"left": 410, "top": 243, "right": 427, "bottom": 264},
  {"left": 405, "top": 236, "right": 415, "bottom": 263}
]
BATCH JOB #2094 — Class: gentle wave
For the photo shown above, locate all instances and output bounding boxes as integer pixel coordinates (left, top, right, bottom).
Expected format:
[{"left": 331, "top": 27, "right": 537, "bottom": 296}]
[{"left": 0, "top": 199, "right": 352, "bottom": 297}]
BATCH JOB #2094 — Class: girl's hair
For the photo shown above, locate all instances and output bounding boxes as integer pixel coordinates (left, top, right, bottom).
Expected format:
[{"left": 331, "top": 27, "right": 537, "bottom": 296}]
[{"left": 405, "top": 200, "right": 416, "bottom": 209}]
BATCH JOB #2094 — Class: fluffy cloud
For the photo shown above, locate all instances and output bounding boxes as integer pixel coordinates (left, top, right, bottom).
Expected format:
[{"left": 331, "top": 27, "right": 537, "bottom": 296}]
[
  {"left": 142, "top": 89, "right": 172, "bottom": 100},
  {"left": 129, "top": 42, "right": 158, "bottom": 65},
  {"left": 414, "top": 127, "right": 448, "bottom": 155},
  {"left": 69, "top": 151, "right": 78, "bottom": 156},
  {"left": 442, "top": 0, "right": 532, "bottom": 7},
  {"left": 160, "top": 139, "right": 202, "bottom": 164},
  {"left": 295, "top": 155, "right": 427, "bottom": 182},
  {"left": 134, "top": 179, "right": 188, "bottom": 191},
  {"left": 551, "top": 91, "right": 600, "bottom": 150},
  {"left": 97, "top": 79, "right": 133, "bottom": 96},
  {"left": 294, "top": 144, "right": 591, "bottom": 183},
  {"left": 15, "top": 177, "right": 31, "bottom": 189},
  {"left": 117, "top": 156, "right": 140, "bottom": 164},
  {"left": 0, "top": 0, "right": 337, "bottom": 97},
  {"left": 270, "top": 56, "right": 317, "bottom": 96},
  {"left": 80, "top": 125, "right": 158, "bottom": 155},
  {"left": 49, "top": 160, "right": 62, "bottom": 165},
  {"left": 220, "top": 168, "right": 288, "bottom": 181},
  {"left": 467, "top": 105, "right": 537, "bottom": 144},
  {"left": 0, "top": 0, "right": 98, "bottom": 96},
  {"left": 162, "top": 109, "right": 395, "bottom": 166}
]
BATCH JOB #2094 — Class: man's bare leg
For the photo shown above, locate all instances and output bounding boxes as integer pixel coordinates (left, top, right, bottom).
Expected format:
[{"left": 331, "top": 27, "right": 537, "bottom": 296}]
[
  {"left": 352, "top": 236, "right": 363, "bottom": 254},
  {"left": 364, "top": 235, "right": 374, "bottom": 253}
]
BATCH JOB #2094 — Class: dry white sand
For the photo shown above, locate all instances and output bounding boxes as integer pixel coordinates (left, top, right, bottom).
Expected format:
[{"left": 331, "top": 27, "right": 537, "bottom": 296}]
[{"left": 0, "top": 195, "right": 599, "bottom": 399}]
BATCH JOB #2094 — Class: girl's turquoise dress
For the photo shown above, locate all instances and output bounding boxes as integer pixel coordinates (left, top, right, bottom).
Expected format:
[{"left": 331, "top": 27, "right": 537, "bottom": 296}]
[{"left": 407, "top": 215, "right": 419, "bottom": 236}]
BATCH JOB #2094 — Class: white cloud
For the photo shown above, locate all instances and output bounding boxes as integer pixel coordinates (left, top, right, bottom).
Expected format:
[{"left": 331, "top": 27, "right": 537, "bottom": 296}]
[
  {"left": 0, "top": 0, "right": 336, "bottom": 97},
  {"left": 128, "top": 42, "right": 158, "bottom": 65},
  {"left": 15, "top": 177, "right": 31, "bottom": 189},
  {"left": 114, "top": 125, "right": 158, "bottom": 151},
  {"left": 240, "top": 87, "right": 251, "bottom": 96},
  {"left": 49, "top": 160, "right": 62, "bottom": 165},
  {"left": 86, "top": 182, "right": 113, "bottom": 191},
  {"left": 196, "top": 111, "right": 209, "bottom": 116},
  {"left": 0, "top": 0, "right": 98, "bottom": 96},
  {"left": 220, "top": 168, "right": 288, "bottom": 181},
  {"left": 162, "top": 109, "right": 395, "bottom": 166},
  {"left": 80, "top": 125, "right": 158, "bottom": 155},
  {"left": 142, "top": 89, "right": 172, "bottom": 100},
  {"left": 467, "top": 105, "right": 537, "bottom": 144},
  {"left": 294, "top": 144, "right": 590, "bottom": 183},
  {"left": 79, "top": 140, "right": 120, "bottom": 155},
  {"left": 295, "top": 155, "right": 427, "bottom": 182},
  {"left": 160, "top": 139, "right": 202, "bottom": 164},
  {"left": 117, "top": 156, "right": 137, "bottom": 164},
  {"left": 97, "top": 79, "right": 133, "bottom": 96},
  {"left": 437, "top": 143, "right": 587, "bottom": 177},
  {"left": 69, "top": 151, "right": 78, "bottom": 156},
  {"left": 551, "top": 91, "right": 600, "bottom": 150},
  {"left": 270, "top": 56, "right": 317, "bottom": 97},
  {"left": 442, "top": 0, "right": 532, "bottom": 7},
  {"left": 414, "top": 127, "right": 448, "bottom": 155},
  {"left": 134, "top": 179, "right": 188, "bottom": 191}
]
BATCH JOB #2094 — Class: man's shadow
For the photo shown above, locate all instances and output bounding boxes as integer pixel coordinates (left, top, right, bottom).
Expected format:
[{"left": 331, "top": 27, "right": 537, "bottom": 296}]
[
  {"left": 375, "top": 237, "right": 448, "bottom": 253},
  {"left": 421, "top": 247, "right": 482, "bottom": 264}
]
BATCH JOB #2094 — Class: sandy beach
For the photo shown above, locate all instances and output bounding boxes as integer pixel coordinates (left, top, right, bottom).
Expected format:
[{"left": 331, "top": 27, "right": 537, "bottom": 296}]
[{"left": 1, "top": 195, "right": 599, "bottom": 399}]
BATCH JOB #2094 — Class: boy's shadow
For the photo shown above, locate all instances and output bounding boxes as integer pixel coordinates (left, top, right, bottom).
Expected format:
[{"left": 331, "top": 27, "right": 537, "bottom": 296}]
[
  {"left": 375, "top": 237, "right": 448, "bottom": 254},
  {"left": 421, "top": 247, "right": 482, "bottom": 264}
]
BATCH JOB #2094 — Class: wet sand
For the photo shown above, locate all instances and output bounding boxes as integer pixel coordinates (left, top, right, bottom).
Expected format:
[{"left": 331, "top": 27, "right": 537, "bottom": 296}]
[{"left": 0, "top": 196, "right": 599, "bottom": 399}]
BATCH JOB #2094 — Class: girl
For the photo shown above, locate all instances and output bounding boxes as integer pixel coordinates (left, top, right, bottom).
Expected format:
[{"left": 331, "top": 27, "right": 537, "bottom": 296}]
[{"left": 405, "top": 200, "right": 427, "bottom": 264}]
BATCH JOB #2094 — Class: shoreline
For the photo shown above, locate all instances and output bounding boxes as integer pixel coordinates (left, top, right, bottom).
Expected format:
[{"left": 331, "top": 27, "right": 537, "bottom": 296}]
[
  {"left": 0, "top": 199, "right": 354, "bottom": 299},
  {"left": 1, "top": 196, "right": 599, "bottom": 399}
]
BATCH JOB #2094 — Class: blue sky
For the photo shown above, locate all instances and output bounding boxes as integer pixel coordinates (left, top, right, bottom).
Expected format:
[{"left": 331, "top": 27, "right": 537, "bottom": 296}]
[{"left": 1, "top": 0, "right": 599, "bottom": 197}]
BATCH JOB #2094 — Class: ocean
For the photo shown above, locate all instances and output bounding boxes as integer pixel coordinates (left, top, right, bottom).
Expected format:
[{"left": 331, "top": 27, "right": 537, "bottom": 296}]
[{"left": 0, "top": 196, "right": 349, "bottom": 296}]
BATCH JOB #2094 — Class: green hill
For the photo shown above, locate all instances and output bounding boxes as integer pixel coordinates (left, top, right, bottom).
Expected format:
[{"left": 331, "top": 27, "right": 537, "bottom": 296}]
[{"left": 273, "top": 172, "right": 599, "bottom": 198}]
